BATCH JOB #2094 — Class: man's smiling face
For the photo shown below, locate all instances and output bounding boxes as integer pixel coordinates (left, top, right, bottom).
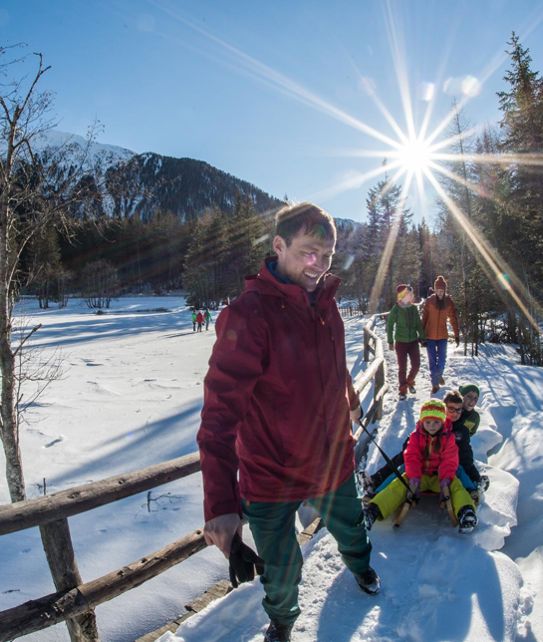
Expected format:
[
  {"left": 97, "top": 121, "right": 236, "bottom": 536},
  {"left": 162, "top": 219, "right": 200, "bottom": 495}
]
[{"left": 274, "top": 230, "right": 335, "bottom": 293}]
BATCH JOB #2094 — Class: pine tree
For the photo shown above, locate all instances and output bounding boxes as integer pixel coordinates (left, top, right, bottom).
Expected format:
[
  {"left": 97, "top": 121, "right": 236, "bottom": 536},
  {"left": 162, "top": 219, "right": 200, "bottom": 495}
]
[
  {"left": 359, "top": 175, "right": 417, "bottom": 312},
  {"left": 497, "top": 32, "right": 543, "bottom": 284}
]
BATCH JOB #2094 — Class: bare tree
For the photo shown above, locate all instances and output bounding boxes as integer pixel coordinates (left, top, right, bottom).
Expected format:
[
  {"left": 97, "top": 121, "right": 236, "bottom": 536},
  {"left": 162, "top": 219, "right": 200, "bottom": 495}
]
[{"left": 0, "top": 46, "right": 94, "bottom": 502}]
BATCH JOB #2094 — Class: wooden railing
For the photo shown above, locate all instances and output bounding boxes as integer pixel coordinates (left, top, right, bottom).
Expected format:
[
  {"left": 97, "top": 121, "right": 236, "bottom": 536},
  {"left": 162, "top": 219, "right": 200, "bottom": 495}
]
[
  {"left": 352, "top": 314, "right": 389, "bottom": 466},
  {"left": 0, "top": 454, "right": 202, "bottom": 642},
  {"left": 0, "top": 315, "right": 389, "bottom": 642}
]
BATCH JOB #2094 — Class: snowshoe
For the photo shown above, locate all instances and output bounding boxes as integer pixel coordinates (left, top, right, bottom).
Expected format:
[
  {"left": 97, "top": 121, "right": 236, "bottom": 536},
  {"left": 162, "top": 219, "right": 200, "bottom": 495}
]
[
  {"left": 408, "top": 384, "right": 416, "bottom": 394},
  {"left": 264, "top": 620, "right": 293, "bottom": 642},
  {"left": 458, "top": 506, "right": 477, "bottom": 534},
  {"left": 355, "top": 566, "right": 381, "bottom": 595},
  {"left": 399, "top": 393, "right": 407, "bottom": 401}
]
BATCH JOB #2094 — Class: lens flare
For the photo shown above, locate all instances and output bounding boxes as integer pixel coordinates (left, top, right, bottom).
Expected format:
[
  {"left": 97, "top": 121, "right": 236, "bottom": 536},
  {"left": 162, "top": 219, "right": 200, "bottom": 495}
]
[{"left": 152, "top": 0, "right": 543, "bottom": 326}]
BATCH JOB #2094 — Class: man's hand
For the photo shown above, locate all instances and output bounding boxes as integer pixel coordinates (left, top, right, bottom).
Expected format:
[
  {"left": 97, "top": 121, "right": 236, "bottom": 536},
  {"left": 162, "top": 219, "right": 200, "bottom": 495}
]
[
  {"left": 203, "top": 513, "right": 242, "bottom": 557},
  {"left": 350, "top": 405, "right": 363, "bottom": 423}
]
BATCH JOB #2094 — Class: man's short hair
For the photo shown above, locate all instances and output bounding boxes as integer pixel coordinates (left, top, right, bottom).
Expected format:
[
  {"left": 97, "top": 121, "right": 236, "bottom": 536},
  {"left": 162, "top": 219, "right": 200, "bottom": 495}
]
[
  {"left": 444, "top": 390, "right": 463, "bottom": 405},
  {"left": 275, "top": 202, "right": 336, "bottom": 245}
]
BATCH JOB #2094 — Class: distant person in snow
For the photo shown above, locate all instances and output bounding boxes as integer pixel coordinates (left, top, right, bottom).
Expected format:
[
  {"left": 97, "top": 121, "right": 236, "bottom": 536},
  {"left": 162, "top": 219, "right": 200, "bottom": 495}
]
[
  {"left": 421, "top": 275, "right": 460, "bottom": 393},
  {"left": 363, "top": 399, "right": 477, "bottom": 534},
  {"left": 191, "top": 309, "right": 197, "bottom": 332},
  {"left": 196, "top": 310, "right": 204, "bottom": 332},
  {"left": 204, "top": 307, "right": 212, "bottom": 331},
  {"left": 198, "top": 202, "right": 379, "bottom": 642},
  {"left": 386, "top": 284, "right": 425, "bottom": 400}
]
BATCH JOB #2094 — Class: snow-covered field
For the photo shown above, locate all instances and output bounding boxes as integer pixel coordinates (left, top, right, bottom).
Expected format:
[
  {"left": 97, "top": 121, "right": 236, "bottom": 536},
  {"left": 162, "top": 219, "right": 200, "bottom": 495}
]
[{"left": 1, "top": 298, "right": 542, "bottom": 641}]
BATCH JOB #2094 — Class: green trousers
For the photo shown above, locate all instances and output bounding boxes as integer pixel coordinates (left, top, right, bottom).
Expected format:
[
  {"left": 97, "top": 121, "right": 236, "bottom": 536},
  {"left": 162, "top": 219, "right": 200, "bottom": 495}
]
[{"left": 242, "top": 474, "right": 372, "bottom": 626}]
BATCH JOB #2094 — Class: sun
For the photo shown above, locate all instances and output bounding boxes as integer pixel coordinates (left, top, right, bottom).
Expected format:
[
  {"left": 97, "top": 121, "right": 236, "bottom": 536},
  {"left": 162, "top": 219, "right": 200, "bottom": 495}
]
[{"left": 393, "top": 136, "right": 434, "bottom": 177}]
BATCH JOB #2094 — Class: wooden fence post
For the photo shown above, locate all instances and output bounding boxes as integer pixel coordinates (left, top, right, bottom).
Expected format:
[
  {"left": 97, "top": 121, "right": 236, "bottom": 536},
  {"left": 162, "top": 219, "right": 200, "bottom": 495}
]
[
  {"left": 39, "top": 520, "right": 100, "bottom": 641},
  {"left": 374, "top": 360, "right": 385, "bottom": 420},
  {"left": 363, "top": 327, "right": 370, "bottom": 362}
]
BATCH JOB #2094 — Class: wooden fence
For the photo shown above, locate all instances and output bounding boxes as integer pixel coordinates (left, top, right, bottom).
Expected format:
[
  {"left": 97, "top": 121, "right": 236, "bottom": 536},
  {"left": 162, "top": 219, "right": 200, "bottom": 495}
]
[{"left": 0, "top": 316, "right": 388, "bottom": 642}]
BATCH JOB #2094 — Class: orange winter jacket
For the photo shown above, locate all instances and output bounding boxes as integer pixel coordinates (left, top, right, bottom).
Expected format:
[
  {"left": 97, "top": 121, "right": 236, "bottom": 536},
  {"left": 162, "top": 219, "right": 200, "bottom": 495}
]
[{"left": 421, "top": 294, "right": 459, "bottom": 340}]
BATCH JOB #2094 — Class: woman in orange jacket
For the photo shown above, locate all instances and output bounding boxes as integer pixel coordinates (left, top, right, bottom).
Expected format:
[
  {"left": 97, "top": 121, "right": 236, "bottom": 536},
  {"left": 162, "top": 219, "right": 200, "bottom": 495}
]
[{"left": 421, "top": 276, "right": 459, "bottom": 393}]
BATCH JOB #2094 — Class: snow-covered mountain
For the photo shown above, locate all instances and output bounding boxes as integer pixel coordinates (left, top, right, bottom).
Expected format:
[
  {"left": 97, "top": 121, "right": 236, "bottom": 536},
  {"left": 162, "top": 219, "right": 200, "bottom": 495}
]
[
  {"left": 32, "top": 129, "right": 136, "bottom": 169},
  {"left": 34, "top": 129, "right": 284, "bottom": 221}
]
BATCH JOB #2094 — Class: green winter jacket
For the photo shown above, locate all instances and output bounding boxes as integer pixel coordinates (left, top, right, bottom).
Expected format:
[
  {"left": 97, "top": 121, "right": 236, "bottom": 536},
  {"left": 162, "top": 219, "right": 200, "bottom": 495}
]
[
  {"left": 386, "top": 304, "right": 425, "bottom": 344},
  {"left": 459, "top": 408, "right": 480, "bottom": 436}
]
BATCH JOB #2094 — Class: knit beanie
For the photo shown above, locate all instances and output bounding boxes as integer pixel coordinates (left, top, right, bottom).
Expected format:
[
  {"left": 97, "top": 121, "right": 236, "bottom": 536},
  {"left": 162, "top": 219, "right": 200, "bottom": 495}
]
[
  {"left": 396, "top": 283, "right": 413, "bottom": 303},
  {"left": 459, "top": 383, "right": 480, "bottom": 398},
  {"left": 419, "top": 399, "right": 446, "bottom": 423},
  {"left": 434, "top": 275, "right": 447, "bottom": 291}
]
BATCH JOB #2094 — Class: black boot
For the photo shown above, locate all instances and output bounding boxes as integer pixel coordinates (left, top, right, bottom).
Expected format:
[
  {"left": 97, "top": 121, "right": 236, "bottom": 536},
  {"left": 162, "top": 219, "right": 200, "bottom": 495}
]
[
  {"left": 355, "top": 566, "right": 381, "bottom": 595},
  {"left": 458, "top": 505, "right": 477, "bottom": 533},
  {"left": 363, "top": 502, "right": 381, "bottom": 531},
  {"left": 264, "top": 620, "right": 293, "bottom": 642}
]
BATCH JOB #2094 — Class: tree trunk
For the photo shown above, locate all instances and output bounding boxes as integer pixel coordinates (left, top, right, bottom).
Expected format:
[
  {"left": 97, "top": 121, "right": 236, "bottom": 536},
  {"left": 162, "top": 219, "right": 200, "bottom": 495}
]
[
  {"left": 0, "top": 220, "right": 26, "bottom": 502},
  {"left": 0, "top": 342, "right": 25, "bottom": 502}
]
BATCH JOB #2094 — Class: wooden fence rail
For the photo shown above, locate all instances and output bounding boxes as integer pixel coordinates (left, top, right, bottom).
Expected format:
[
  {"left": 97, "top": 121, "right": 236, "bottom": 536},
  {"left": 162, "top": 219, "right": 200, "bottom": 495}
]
[
  {"left": 0, "top": 315, "right": 388, "bottom": 642},
  {"left": 353, "top": 314, "right": 389, "bottom": 465}
]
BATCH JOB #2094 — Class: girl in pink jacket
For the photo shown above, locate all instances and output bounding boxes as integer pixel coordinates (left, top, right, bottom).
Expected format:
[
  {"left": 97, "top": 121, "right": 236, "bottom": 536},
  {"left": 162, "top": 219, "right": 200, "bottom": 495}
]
[{"left": 365, "top": 399, "right": 477, "bottom": 533}]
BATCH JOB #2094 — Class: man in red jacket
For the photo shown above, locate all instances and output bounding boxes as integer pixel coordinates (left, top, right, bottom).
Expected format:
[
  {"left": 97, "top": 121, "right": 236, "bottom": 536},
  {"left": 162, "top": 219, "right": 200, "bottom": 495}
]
[{"left": 197, "top": 202, "right": 379, "bottom": 642}]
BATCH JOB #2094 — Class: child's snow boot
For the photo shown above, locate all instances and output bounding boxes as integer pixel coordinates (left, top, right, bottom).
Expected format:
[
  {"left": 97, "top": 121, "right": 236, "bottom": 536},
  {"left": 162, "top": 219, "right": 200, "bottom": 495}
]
[
  {"left": 363, "top": 503, "right": 381, "bottom": 531},
  {"left": 458, "top": 506, "right": 477, "bottom": 534}
]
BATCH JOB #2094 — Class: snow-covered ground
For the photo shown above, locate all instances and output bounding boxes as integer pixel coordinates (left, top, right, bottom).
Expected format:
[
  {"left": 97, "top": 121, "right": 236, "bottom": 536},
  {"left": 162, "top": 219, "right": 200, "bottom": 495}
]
[{"left": 1, "top": 299, "right": 542, "bottom": 641}]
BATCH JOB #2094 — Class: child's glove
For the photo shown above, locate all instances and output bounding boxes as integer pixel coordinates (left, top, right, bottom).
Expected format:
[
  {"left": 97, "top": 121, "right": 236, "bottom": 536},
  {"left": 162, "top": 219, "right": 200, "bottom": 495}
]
[
  {"left": 228, "top": 533, "right": 265, "bottom": 588},
  {"left": 439, "top": 478, "right": 451, "bottom": 503},
  {"left": 407, "top": 477, "right": 420, "bottom": 503},
  {"left": 478, "top": 475, "right": 490, "bottom": 492}
]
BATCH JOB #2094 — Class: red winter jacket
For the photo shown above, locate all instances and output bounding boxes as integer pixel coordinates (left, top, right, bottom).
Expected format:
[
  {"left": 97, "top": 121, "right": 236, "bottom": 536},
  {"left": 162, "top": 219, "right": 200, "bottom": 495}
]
[
  {"left": 197, "top": 258, "right": 359, "bottom": 521},
  {"left": 403, "top": 418, "right": 458, "bottom": 482}
]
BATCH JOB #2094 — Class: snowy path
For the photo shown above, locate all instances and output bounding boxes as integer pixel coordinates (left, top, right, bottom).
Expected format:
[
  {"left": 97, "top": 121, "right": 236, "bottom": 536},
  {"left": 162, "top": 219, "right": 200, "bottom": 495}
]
[{"left": 163, "top": 316, "right": 542, "bottom": 642}]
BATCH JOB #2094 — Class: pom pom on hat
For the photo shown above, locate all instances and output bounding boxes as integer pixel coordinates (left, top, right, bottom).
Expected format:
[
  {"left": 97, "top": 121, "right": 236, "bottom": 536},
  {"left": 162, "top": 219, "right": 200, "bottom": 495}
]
[
  {"left": 434, "top": 275, "right": 447, "bottom": 290},
  {"left": 459, "top": 383, "right": 480, "bottom": 398},
  {"left": 419, "top": 399, "right": 446, "bottom": 423}
]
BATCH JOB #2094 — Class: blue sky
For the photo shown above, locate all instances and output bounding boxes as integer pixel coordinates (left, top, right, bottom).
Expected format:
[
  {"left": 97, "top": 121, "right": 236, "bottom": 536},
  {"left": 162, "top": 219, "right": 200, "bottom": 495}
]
[{"left": 2, "top": 0, "right": 543, "bottom": 224}]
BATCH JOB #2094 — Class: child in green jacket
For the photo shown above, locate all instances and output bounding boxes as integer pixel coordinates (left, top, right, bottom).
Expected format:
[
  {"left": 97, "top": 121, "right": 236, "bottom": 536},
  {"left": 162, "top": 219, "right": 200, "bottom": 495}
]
[{"left": 386, "top": 284, "right": 425, "bottom": 400}]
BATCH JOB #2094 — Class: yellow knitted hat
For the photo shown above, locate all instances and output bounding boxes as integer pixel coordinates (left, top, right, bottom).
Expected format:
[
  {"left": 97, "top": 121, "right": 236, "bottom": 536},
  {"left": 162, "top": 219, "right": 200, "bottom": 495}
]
[{"left": 419, "top": 399, "right": 446, "bottom": 423}]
